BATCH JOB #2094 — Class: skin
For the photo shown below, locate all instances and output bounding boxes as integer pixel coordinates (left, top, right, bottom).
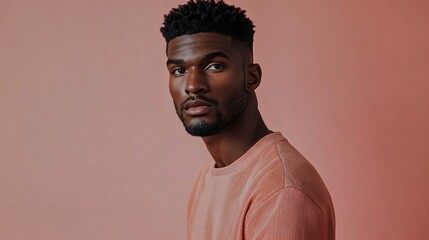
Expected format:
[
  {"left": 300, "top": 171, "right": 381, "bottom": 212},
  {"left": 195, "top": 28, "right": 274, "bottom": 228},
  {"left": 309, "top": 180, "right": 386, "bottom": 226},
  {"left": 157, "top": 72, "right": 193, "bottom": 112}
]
[{"left": 166, "top": 32, "right": 272, "bottom": 168}]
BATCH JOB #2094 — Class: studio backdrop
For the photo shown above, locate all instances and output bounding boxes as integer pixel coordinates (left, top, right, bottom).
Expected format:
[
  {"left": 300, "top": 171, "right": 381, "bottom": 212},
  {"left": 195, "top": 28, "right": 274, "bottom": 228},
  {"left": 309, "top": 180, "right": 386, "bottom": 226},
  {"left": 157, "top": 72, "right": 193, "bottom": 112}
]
[{"left": 1, "top": 0, "right": 428, "bottom": 239}]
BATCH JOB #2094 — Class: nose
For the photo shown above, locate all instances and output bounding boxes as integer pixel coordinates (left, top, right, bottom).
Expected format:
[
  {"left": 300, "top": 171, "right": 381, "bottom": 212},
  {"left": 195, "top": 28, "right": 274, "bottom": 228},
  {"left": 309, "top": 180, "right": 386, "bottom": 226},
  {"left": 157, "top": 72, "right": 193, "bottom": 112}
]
[{"left": 185, "top": 68, "right": 208, "bottom": 95}]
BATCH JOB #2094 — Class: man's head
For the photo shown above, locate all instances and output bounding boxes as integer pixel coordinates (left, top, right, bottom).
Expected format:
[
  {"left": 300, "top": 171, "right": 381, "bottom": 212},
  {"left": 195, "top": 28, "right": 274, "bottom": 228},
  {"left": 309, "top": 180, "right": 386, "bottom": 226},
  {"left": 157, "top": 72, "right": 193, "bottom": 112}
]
[{"left": 161, "top": 0, "right": 261, "bottom": 137}]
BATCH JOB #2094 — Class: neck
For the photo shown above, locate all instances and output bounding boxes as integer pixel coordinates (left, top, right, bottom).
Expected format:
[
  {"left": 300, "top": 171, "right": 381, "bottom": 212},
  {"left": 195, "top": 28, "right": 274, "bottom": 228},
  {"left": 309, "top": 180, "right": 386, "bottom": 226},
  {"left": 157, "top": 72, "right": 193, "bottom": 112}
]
[{"left": 201, "top": 103, "right": 271, "bottom": 168}]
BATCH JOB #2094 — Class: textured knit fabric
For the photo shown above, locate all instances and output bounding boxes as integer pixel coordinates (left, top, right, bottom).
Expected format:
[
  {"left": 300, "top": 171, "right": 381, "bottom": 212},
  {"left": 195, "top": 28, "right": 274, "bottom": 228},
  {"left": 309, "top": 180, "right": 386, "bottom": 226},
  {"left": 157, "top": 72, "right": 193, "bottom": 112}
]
[{"left": 187, "top": 132, "right": 335, "bottom": 240}]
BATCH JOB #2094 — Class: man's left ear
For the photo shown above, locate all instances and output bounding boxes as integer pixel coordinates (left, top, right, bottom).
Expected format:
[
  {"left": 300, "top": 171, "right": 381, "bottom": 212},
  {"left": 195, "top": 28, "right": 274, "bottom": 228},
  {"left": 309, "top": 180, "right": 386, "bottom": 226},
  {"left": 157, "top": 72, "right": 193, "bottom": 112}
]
[{"left": 246, "top": 63, "right": 262, "bottom": 92}]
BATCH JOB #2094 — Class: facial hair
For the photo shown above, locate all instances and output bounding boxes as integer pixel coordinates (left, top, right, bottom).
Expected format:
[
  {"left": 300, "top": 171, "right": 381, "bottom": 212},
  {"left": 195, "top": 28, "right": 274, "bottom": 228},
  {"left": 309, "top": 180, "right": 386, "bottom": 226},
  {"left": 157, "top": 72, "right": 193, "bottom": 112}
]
[{"left": 175, "top": 85, "right": 249, "bottom": 137}]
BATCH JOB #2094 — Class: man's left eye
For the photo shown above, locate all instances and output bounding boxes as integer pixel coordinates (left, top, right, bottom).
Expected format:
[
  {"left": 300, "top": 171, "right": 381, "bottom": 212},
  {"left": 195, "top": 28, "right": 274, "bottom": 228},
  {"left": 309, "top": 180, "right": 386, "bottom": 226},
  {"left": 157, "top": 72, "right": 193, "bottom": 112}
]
[{"left": 206, "top": 63, "right": 224, "bottom": 71}]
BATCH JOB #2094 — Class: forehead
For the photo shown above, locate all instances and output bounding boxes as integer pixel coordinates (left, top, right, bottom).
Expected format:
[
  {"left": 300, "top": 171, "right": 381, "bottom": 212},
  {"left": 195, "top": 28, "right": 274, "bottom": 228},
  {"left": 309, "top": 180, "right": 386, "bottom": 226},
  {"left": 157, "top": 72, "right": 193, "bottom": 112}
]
[{"left": 166, "top": 32, "right": 242, "bottom": 60}]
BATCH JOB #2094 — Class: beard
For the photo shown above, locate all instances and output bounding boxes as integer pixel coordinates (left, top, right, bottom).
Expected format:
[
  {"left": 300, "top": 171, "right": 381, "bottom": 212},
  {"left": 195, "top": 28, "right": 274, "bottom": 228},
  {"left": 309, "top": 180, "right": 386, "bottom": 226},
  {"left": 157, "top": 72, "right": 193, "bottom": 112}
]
[{"left": 175, "top": 86, "right": 248, "bottom": 137}]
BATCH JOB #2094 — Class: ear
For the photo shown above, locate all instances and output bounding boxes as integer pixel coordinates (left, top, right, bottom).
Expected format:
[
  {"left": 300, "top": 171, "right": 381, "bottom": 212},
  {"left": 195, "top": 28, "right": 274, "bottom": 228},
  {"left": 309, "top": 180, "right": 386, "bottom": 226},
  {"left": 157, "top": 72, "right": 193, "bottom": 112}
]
[{"left": 246, "top": 63, "right": 262, "bottom": 92}]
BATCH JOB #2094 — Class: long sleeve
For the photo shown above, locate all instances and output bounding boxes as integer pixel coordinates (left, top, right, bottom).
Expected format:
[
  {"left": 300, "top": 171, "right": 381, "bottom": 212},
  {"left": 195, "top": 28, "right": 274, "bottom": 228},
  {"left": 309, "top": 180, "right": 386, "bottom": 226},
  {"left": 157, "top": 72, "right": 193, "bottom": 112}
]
[{"left": 244, "top": 187, "right": 329, "bottom": 240}]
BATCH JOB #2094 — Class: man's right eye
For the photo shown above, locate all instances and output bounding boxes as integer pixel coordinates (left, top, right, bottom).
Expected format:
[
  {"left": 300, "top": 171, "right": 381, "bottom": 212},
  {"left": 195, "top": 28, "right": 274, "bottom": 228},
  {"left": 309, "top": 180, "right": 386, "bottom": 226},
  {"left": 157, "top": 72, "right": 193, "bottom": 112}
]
[{"left": 172, "top": 67, "right": 186, "bottom": 76}]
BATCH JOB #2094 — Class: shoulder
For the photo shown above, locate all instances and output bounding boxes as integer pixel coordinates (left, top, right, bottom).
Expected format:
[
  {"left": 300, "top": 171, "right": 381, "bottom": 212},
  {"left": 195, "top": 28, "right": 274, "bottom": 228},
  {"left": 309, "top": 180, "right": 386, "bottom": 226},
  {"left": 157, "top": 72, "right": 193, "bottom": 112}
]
[
  {"left": 274, "top": 138, "right": 325, "bottom": 190},
  {"left": 246, "top": 186, "right": 324, "bottom": 224},
  {"left": 249, "top": 136, "right": 323, "bottom": 195},
  {"left": 250, "top": 135, "right": 334, "bottom": 221}
]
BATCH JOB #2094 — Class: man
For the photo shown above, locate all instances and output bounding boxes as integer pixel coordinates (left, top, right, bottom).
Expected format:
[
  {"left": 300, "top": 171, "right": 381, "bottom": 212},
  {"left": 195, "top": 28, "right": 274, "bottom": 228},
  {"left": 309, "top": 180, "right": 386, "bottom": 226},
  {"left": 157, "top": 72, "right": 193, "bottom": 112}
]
[{"left": 160, "top": 0, "right": 335, "bottom": 239}]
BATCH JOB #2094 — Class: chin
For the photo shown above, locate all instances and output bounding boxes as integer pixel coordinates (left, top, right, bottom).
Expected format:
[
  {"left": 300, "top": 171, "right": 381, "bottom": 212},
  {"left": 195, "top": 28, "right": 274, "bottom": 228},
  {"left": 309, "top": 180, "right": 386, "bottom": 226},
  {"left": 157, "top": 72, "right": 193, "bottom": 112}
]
[{"left": 184, "top": 119, "right": 222, "bottom": 137}]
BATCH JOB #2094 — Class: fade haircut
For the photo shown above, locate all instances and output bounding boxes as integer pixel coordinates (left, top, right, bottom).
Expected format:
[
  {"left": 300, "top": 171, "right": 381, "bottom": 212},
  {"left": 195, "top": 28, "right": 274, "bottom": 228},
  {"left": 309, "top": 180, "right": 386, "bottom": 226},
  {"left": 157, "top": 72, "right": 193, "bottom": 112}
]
[{"left": 160, "top": 0, "right": 255, "bottom": 51}]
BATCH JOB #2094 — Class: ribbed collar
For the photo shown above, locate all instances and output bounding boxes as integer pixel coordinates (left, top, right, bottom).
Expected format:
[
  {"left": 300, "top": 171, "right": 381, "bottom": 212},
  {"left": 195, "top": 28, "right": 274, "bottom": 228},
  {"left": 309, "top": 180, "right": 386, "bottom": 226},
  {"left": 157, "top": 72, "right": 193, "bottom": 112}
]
[{"left": 210, "top": 132, "right": 285, "bottom": 177}]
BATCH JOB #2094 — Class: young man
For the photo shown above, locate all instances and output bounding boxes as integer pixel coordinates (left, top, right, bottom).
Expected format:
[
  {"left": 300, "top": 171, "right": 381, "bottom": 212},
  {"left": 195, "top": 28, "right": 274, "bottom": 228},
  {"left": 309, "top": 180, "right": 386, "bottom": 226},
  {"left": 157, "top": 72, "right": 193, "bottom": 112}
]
[{"left": 161, "top": 0, "right": 335, "bottom": 239}]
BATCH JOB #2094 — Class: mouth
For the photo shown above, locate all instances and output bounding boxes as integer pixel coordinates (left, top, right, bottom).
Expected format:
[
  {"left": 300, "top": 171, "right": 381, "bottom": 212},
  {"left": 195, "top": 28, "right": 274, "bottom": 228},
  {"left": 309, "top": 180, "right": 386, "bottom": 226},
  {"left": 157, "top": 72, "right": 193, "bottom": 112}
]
[{"left": 183, "top": 99, "right": 213, "bottom": 116}]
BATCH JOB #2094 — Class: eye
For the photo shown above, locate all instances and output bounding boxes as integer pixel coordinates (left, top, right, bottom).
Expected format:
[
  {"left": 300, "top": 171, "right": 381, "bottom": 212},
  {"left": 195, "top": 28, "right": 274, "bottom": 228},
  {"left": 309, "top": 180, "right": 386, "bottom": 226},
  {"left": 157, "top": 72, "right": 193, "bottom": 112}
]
[
  {"left": 206, "top": 63, "right": 224, "bottom": 72},
  {"left": 171, "top": 67, "right": 186, "bottom": 76}
]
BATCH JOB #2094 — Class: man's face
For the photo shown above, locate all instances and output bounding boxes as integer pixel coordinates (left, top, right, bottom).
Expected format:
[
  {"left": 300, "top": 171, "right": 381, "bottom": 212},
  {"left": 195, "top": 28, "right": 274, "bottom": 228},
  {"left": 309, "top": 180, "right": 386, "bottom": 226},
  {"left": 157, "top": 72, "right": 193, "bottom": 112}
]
[{"left": 166, "top": 32, "right": 250, "bottom": 137}]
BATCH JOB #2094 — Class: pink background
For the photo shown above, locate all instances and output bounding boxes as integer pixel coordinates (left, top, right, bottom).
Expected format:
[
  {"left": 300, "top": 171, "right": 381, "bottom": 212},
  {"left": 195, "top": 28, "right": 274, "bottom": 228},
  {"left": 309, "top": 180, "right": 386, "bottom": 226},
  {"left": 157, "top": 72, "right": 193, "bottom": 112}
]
[{"left": 1, "top": 0, "right": 428, "bottom": 239}]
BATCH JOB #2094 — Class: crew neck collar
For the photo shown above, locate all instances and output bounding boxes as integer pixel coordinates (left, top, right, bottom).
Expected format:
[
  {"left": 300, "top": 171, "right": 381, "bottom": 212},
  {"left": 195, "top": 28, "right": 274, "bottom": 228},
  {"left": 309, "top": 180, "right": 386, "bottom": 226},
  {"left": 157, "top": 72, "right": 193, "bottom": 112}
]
[{"left": 210, "top": 132, "right": 285, "bottom": 177}]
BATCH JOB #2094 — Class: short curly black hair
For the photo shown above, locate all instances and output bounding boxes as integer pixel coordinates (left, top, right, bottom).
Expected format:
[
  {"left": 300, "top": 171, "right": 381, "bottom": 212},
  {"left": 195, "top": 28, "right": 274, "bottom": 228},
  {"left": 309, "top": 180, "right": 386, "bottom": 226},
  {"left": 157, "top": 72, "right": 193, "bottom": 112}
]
[{"left": 160, "top": 0, "right": 255, "bottom": 50}]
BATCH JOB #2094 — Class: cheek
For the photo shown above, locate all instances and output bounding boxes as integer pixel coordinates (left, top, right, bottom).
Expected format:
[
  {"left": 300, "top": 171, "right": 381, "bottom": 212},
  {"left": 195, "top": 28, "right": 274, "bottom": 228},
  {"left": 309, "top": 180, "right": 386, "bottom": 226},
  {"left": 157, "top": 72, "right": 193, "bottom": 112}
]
[
  {"left": 169, "top": 78, "right": 186, "bottom": 103},
  {"left": 168, "top": 81, "right": 175, "bottom": 97},
  {"left": 211, "top": 71, "right": 245, "bottom": 97}
]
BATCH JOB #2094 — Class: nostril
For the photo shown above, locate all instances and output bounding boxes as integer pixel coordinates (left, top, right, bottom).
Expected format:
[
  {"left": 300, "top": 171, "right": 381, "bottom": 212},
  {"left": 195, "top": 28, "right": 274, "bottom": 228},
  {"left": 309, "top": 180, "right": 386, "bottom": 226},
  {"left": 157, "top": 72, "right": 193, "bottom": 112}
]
[{"left": 195, "top": 88, "right": 205, "bottom": 94}]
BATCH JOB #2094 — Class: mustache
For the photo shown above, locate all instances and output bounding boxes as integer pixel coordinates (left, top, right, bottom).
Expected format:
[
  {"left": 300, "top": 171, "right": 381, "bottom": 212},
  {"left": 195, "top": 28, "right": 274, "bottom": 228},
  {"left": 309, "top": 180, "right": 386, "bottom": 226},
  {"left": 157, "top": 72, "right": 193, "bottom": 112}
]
[{"left": 180, "top": 95, "right": 218, "bottom": 110}]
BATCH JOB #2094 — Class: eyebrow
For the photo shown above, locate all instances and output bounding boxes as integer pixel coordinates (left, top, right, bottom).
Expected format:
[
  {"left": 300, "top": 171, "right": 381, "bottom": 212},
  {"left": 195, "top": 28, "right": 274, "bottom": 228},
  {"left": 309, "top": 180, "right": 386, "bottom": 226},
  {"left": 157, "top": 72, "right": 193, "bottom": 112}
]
[
  {"left": 166, "top": 59, "right": 184, "bottom": 65},
  {"left": 201, "top": 51, "right": 231, "bottom": 61},
  {"left": 166, "top": 51, "right": 231, "bottom": 66}
]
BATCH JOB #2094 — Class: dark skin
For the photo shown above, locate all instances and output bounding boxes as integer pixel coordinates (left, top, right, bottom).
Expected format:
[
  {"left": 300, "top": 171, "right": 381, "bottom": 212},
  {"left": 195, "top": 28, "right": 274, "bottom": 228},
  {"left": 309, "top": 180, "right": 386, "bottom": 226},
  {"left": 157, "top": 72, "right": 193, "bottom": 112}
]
[{"left": 166, "top": 32, "right": 272, "bottom": 168}]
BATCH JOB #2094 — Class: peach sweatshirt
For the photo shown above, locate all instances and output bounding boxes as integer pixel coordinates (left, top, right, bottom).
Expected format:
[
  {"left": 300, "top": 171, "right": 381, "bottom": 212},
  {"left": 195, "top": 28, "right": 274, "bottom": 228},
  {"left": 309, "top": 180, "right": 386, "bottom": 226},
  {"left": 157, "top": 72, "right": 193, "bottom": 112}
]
[{"left": 187, "top": 132, "right": 335, "bottom": 240}]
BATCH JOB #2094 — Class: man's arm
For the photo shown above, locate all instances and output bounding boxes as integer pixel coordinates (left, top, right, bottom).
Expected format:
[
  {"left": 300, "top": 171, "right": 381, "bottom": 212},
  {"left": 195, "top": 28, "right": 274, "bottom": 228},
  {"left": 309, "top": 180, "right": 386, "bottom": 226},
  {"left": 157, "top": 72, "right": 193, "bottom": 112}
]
[{"left": 245, "top": 187, "right": 330, "bottom": 240}]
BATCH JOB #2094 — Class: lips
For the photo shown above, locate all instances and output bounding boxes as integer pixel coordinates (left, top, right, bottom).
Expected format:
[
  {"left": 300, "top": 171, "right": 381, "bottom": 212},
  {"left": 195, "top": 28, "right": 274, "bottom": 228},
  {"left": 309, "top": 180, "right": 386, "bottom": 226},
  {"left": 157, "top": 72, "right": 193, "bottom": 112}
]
[{"left": 183, "top": 99, "right": 213, "bottom": 116}]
